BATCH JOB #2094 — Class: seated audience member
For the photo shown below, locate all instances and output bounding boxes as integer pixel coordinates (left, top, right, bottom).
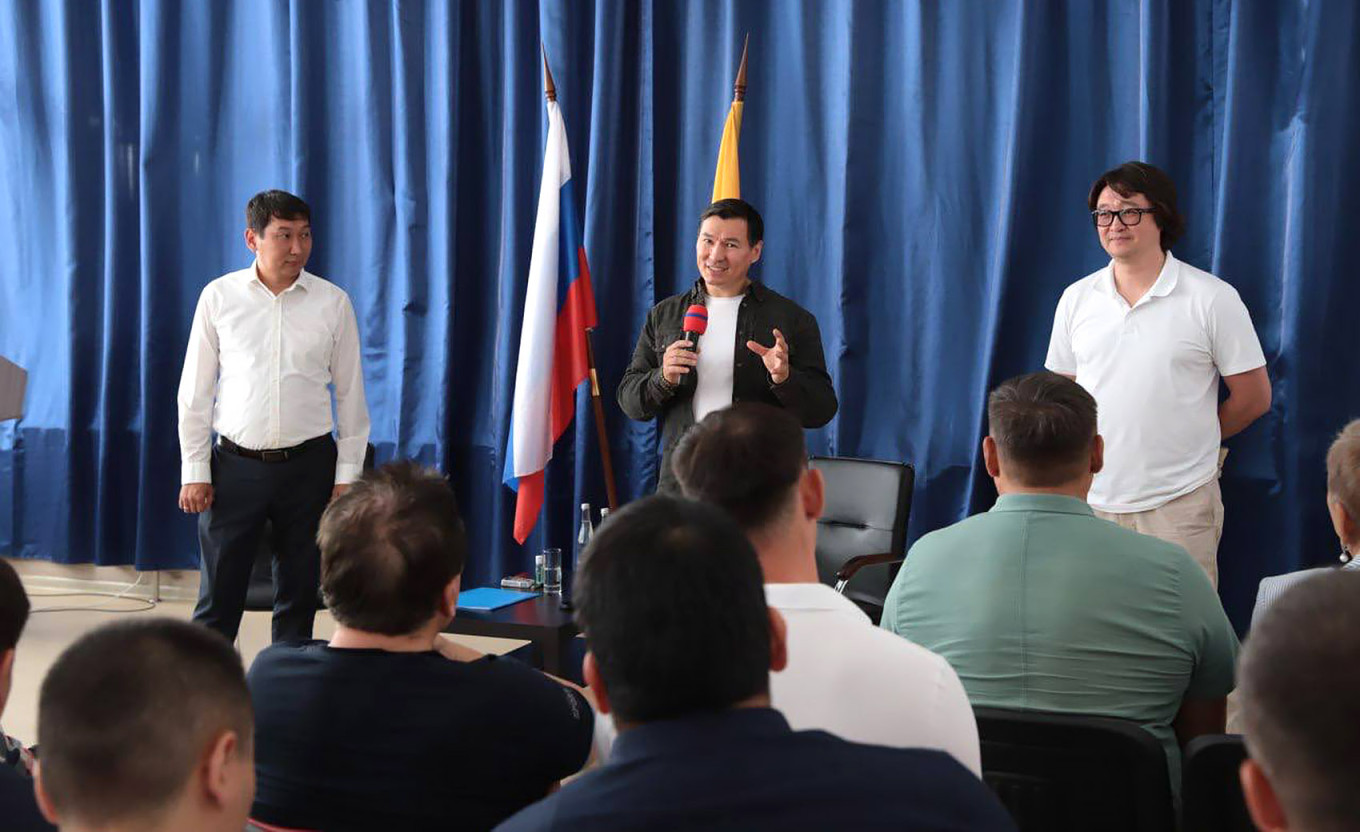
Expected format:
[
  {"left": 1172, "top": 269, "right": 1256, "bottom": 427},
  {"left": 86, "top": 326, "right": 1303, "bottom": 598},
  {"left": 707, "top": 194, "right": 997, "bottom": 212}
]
[
  {"left": 1238, "top": 572, "right": 1360, "bottom": 832},
  {"left": 880, "top": 371, "right": 1238, "bottom": 788},
  {"left": 32, "top": 619, "right": 254, "bottom": 832},
  {"left": 672, "top": 402, "right": 981, "bottom": 774},
  {"left": 496, "top": 496, "right": 1015, "bottom": 832},
  {"left": 0, "top": 559, "right": 54, "bottom": 832},
  {"left": 247, "top": 461, "right": 594, "bottom": 831},
  {"left": 1253, "top": 419, "right": 1360, "bottom": 623}
]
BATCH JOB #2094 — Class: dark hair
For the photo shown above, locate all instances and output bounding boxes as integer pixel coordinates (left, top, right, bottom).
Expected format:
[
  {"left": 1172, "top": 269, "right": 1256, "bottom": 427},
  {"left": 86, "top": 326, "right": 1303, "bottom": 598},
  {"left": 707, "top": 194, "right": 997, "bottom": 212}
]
[
  {"left": 699, "top": 198, "right": 764, "bottom": 246},
  {"left": 575, "top": 496, "right": 771, "bottom": 723},
  {"left": 988, "top": 372, "right": 1098, "bottom": 487},
  {"left": 673, "top": 402, "right": 806, "bottom": 532},
  {"left": 37, "top": 619, "right": 252, "bottom": 824},
  {"left": 0, "top": 558, "right": 29, "bottom": 652},
  {"left": 1326, "top": 419, "right": 1360, "bottom": 527},
  {"left": 1239, "top": 572, "right": 1360, "bottom": 831},
  {"left": 1088, "top": 161, "right": 1185, "bottom": 251},
  {"left": 246, "top": 189, "right": 311, "bottom": 234},
  {"left": 319, "top": 460, "right": 466, "bottom": 636}
]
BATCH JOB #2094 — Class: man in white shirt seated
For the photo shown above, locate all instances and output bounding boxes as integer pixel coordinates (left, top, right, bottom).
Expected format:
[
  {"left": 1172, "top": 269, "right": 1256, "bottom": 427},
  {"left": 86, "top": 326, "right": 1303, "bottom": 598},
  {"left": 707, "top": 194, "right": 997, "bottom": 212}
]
[
  {"left": 670, "top": 402, "right": 981, "bottom": 775},
  {"left": 176, "top": 190, "right": 371, "bottom": 643}
]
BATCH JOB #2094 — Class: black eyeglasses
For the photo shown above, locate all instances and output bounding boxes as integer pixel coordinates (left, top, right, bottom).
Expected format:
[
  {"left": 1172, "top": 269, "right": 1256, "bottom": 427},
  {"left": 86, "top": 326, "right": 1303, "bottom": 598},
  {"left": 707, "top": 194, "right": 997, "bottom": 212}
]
[{"left": 1091, "top": 207, "right": 1156, "bottom": 228}]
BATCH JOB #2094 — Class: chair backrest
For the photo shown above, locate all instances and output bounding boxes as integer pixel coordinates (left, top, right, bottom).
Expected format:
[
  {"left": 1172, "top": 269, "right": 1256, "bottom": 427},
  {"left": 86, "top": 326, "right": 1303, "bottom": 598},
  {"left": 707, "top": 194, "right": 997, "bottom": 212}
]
[
  {"left": 1181, "top": 735, "right": 1253, "bottom": 832},
  {"left": 974, "top": 706, "right": 1175, "bottom": 832},
  {"left": 808, "top": 456, "right": 913, "bottom": 616}
]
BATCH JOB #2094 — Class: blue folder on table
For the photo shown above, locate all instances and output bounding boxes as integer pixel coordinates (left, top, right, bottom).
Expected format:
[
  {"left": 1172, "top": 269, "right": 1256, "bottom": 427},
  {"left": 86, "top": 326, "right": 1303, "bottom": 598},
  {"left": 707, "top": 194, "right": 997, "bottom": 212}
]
[{"left": 458, "top": 587, "right": 540, "bottom": 611}]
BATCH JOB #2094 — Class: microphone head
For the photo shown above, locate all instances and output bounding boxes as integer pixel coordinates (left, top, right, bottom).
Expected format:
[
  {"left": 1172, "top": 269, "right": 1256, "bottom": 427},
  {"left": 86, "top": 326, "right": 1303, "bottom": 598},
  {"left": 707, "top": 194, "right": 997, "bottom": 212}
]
[{"left": 683, "top": 304, "right": 709, "bottom": 335}]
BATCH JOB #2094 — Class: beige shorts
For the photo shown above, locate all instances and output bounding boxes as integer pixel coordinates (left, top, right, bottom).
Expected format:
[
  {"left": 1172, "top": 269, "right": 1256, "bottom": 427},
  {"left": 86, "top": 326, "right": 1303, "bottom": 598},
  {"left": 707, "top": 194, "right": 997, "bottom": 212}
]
[{"left": 1095, "top": 478, "right": 1224, "bottom": 587}]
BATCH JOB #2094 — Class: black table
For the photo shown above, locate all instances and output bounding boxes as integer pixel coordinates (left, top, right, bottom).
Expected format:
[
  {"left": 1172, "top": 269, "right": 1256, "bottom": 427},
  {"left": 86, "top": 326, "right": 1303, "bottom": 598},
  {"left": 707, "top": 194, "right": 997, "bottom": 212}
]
[{"left": 445, "top": 594, "right": 579, "bottom": 677}]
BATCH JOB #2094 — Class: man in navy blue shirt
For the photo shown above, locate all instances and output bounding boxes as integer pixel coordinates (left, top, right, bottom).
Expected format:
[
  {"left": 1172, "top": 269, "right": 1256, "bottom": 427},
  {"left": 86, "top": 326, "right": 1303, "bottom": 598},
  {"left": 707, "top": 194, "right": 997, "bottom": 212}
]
[
  {"left": 0, "top": 559, "right": 54, "bottom": 832},
  {"left": 248, "top": 462, "right": 595, "bottom": 830},
  {"left": 496, "top": 496, "right": 1015, "bottom": 832}
]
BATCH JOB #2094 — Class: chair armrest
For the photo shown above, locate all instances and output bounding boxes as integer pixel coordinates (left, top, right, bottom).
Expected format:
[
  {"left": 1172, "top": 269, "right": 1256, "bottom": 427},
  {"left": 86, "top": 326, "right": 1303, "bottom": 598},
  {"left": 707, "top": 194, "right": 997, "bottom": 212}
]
[{"left": 834, "top": 552, "right": 902, "bottom": 587}]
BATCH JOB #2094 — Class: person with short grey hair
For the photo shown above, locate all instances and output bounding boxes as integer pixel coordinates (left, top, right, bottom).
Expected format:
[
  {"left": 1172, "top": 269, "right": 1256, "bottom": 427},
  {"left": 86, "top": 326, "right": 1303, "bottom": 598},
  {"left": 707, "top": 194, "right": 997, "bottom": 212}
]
[
  {"left": 1253, "top": 419, "right": 1360, "bottom": 622},
  {"left": 1238, "top": 571, "right": 1360, "bottom": 832}
]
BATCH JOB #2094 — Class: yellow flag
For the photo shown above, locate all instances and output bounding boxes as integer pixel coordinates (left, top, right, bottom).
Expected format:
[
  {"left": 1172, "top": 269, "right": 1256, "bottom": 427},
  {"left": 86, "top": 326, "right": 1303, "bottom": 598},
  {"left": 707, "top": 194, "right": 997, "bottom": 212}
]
[{"left": 711, "top": 100, "right": 743, "bottom": 201}]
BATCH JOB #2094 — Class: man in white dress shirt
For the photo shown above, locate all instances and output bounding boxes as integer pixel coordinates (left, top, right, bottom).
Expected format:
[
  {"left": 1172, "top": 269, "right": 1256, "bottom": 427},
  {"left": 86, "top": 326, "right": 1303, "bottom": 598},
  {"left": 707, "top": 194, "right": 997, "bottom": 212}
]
[
  {"left": 177, "top": 190, "right": 370, "bottom": 642},
  {"left": 671, "top": 402, "right": 981, "bottom": 775},
  {"left": 1046, "top": 162, "right": 1271, "bottom": 586}
]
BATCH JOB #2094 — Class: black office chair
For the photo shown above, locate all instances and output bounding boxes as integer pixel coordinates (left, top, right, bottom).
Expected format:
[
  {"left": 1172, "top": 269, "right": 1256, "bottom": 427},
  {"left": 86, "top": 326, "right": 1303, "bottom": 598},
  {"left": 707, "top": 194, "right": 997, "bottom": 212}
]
[
  {"left": 808, "top": 456, "right": 913, "bottom": 624},
  {"left": 974, "top": 706, "right": 1176, "bottom": 832},
  {"left": 245, "top": 442, "right": 376, "bottom": 612},
  {"left": 1181, "top": 735, "right": 1252, "bottom": 832}
]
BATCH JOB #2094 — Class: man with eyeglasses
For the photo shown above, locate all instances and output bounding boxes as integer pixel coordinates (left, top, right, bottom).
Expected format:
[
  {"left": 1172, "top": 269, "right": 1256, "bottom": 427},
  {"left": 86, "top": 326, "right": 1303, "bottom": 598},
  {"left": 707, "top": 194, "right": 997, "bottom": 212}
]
[{"left": 1045, "top": 162, "right": 1270, "bottom": 586}]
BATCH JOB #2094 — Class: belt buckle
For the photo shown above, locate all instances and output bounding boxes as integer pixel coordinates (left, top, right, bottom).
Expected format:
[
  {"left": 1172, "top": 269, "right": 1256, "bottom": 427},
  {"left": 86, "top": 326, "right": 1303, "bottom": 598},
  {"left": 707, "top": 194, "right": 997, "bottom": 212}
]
[{"left": 261, "top": 449, "right": 289, "bottom": 463}]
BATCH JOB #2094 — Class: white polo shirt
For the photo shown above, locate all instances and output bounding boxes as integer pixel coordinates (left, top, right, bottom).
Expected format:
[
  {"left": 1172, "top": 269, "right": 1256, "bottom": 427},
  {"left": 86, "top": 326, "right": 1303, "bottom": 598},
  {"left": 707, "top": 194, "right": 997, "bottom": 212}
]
[
  {"left": 1045, "top": 252, "right": 1265, "bottom": 513},
  {"left": 766, "top": 582, "right": 981, "bottom": 776}
]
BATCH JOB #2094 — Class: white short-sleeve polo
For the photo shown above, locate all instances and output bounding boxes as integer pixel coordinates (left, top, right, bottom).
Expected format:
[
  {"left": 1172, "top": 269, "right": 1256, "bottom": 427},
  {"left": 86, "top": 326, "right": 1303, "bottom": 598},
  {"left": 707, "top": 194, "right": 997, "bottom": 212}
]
[{"left": 1045, "top": 252, "right": 1266, "bottom": 513}]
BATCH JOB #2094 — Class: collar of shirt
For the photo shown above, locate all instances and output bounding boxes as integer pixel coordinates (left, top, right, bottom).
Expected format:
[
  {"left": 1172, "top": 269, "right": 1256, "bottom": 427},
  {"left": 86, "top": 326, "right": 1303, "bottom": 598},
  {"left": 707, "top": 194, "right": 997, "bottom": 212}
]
[
  {"left": 989, "top": 493, "right": 1095, "bottom": 517},
  {"left": 609, "top": 707, "right": 791, "bottom": 766},
  {"left": 764, "top": 582, "right": 870, "bottom": 620},
  {"left": 242, "top": 262, "right": 315, "bottom": 295},
  {"left": 1094, "top": 250, "right": 1181, "bottom": 303},
  {"left": 688, "top": 277, "right": 767, "bottom": 304}
]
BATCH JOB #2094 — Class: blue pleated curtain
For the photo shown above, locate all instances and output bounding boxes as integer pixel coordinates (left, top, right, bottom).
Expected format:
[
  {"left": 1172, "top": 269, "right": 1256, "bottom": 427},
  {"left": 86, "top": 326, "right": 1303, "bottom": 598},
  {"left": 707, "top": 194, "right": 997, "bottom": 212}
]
[{"left": 2, "top": 0, "right": 1358, "bottom": 630}]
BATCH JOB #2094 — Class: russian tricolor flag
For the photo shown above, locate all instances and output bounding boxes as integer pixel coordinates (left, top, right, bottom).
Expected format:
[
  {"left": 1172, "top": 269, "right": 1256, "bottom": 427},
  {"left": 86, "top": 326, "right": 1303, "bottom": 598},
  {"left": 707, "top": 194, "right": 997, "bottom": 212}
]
[{"left": 503, "top": 96, "right": 598, "bottom": 544}]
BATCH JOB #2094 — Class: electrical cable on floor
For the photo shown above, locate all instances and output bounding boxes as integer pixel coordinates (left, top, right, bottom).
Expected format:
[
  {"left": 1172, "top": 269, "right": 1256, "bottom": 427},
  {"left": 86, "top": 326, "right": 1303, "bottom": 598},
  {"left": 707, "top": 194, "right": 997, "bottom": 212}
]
[{"left": 27, "top": 573, "right": 159, "bottom": 614}]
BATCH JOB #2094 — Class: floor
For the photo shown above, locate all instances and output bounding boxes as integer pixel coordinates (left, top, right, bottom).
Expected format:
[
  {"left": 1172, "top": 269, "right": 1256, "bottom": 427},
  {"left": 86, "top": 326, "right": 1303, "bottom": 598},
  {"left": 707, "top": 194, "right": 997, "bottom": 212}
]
[{"left": 3, "top": 564, "right": 527, "bottom": 746}]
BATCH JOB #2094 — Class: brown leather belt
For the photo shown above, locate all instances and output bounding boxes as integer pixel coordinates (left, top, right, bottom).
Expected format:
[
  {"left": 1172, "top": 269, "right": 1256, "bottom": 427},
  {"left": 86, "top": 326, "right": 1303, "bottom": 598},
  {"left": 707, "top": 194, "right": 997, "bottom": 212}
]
[{"left": 218, "top": 434, "right": 330, "bottom": 463}]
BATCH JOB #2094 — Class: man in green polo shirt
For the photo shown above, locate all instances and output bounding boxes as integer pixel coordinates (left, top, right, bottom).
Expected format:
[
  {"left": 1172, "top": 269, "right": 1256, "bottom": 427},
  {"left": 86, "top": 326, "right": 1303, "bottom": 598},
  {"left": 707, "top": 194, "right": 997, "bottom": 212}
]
[{"left": 881, "top": 371, "right": 1237, "bottom": 788}]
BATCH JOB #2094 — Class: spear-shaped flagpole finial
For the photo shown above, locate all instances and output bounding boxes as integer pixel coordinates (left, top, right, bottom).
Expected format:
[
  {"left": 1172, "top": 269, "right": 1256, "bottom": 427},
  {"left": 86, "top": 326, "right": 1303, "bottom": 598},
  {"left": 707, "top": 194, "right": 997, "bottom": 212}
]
[
  {"left": 542, "top": 43, "right": 557, "bottom": 102},
  {"left": 733, "top": 34, "right": 749, "bottom": 102}
]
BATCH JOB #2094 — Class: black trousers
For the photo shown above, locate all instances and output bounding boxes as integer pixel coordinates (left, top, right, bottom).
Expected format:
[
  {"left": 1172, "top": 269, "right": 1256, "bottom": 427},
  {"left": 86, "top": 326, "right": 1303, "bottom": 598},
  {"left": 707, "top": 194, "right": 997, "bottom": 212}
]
[{"left": 193, "top": 435, "right": 336, "bottom": 643}]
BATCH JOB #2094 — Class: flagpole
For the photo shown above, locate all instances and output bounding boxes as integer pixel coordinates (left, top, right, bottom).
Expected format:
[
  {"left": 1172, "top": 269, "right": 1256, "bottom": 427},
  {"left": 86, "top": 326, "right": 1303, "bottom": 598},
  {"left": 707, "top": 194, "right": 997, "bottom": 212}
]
[
  {"left": 543, "top": 46, "right": 618, "bottom": 512},
  {"left": 584, "top": 329, "right": 619, "bottom": 510},
  {"left": 541, "top": 43, "right": 556, "bottom": 102},
  {"left": 734, "top": 34, "right": 749, "bottom": 102}
]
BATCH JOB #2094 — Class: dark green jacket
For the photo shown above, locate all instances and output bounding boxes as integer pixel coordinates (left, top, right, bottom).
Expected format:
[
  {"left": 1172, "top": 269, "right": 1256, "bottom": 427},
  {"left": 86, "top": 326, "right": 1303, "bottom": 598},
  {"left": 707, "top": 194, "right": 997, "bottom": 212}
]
[{"left": 617, "top": 279, "right": 838, "bottom": 492}]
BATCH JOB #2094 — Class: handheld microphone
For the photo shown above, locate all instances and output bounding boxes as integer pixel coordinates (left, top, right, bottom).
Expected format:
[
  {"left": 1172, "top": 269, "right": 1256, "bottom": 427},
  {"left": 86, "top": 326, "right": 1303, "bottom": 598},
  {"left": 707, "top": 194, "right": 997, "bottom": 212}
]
[{"left": 682, "top": 304, "right": 708, "bottom": 347}]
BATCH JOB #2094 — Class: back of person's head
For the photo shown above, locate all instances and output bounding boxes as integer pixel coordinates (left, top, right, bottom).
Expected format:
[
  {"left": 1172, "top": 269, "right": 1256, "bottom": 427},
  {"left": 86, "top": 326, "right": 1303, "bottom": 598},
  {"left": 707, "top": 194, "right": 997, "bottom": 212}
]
[
  {"left": 1238, "top": 572, "right": 1360, "bottom": 832},
  {"left": 672, "top": 402, "right": 807, "bottom": 533},
  {"left": 699, "top": 198, "right": 764, "bottom": 246},
  {"left": 0, "top": 558, "right": 29, "bottom": 714},
  {"left": 36, "top": 618, "right": 254, "bottom": 829},
  {"left": 0, "top": 558, "right": 29, "bottom": 654},
  {"left": 575, "top": 495, "right": 773, "bottom": 724},
  {"left": 1326, "top": 420, "right": 1360, "bottom": 547},
  {"left": 987, "top": 372, "right": 1099, "bottom": 488},
  {"left": 319, "top": 460, "right": 466, "bottom": 636},
  {"left": 245, "top": 189, "right": 310, "bottom": 233},
  {"left": 1087, "top": 161, "right": 1185, "bottom": 250}
]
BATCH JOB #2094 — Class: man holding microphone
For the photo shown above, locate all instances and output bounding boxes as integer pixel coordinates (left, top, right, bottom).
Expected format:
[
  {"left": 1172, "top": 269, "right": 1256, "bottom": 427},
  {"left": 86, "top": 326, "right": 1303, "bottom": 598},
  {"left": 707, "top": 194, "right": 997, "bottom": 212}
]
[{"left": 618, "top": 199, "right": 837, "bottom": 492}]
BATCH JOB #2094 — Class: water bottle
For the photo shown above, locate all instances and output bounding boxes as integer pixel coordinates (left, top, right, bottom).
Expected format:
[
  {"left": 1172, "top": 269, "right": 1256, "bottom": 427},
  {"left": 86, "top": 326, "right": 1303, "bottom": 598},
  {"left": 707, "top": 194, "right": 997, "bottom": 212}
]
[{"left": 576, "top": 503, "right": 595, "bottom": 569}]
